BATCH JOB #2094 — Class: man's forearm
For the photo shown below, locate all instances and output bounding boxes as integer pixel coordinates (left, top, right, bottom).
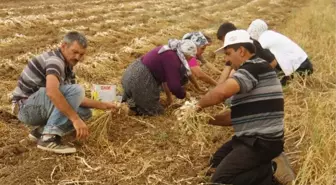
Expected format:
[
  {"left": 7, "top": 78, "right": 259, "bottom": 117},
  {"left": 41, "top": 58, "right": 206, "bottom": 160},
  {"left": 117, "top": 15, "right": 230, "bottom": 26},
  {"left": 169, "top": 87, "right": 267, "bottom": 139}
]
[
  {"left": 198, "top": 78, "right": 240, "bottom": 109},
  {"left": 80, "top": 97, "right": 108, "bottom": 109},
  {"left": 198, "top": 90, "right": 225, "bottom": 109}
]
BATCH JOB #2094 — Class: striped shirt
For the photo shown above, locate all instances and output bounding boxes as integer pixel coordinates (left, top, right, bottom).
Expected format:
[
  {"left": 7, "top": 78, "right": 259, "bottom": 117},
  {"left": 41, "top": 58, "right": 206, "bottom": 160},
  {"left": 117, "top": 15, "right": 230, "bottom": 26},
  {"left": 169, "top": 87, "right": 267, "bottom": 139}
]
[
  {"left": 12, "top": 48, "right": 76, "bottom": 101},
  {"left": 231, "top": 56, "right": 284, "bottom": 139}
]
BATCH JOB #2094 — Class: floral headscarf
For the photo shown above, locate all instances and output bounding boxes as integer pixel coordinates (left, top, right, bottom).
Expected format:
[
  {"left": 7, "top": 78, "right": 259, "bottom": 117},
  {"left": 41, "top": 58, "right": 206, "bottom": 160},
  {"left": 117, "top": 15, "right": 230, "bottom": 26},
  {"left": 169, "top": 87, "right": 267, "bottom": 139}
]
[
  {"left": 182, "top": 32, "right": 209, "bottom": 47},
  {"left": 158, "top": 39, "right": 197, "bottom": 76}
]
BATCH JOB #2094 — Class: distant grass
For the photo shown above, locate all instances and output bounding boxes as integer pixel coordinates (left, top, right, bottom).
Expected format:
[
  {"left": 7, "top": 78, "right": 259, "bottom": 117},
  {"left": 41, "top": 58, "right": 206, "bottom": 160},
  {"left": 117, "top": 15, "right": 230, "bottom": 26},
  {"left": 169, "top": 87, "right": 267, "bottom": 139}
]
[{"left": 277, "top": 0, "right": 336, "bottom": 184}]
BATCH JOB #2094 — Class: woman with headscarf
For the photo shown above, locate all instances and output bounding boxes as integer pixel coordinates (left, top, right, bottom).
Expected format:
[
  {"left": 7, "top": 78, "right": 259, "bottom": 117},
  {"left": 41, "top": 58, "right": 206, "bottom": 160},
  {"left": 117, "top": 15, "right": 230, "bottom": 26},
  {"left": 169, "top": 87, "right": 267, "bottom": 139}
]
[
  {"left": 121, "top": 39, "right": 197, "bottom": 116},
  {"left": 247, "top": 19, "right": 314, "bottom": 85},
  {"left": 182, "top": 32, "right": 218, "bottom": 93}
]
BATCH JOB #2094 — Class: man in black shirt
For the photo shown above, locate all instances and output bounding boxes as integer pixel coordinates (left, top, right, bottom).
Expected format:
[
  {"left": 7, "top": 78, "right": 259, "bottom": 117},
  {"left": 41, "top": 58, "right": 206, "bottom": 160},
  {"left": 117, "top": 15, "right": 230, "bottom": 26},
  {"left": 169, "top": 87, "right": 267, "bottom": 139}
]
[{"left": 217, "top": 22, "right": 277, "bottom": 67}]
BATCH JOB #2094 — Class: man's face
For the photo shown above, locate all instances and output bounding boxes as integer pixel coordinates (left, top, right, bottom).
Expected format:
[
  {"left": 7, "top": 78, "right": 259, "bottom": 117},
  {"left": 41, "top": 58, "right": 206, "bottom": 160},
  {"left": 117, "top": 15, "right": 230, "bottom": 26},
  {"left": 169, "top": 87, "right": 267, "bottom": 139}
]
[
  {"left": 224, "top": 47, "right": 244, "bottom": 70},
  {"left": 61, "top": 41, "right": 86, "bottom": 67}
]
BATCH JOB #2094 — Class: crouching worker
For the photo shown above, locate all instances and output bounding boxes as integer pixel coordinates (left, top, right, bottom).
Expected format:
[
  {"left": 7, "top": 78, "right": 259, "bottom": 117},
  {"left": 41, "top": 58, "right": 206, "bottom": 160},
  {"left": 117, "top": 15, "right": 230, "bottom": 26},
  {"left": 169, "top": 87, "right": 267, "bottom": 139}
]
[
  {"left": 12, "top": 32, "right": 119, "bottom": 154},
  {"left": 247, "top": 19, "right": 314, "bottom": 85},
  {"left": 182, "top": 32, "right": 218, "bottom": 93},
  {"left": 122, "top": 39, "right": 197, "bottom": 116},
  {"left": 196, "top": 30, "right": 284, "bottom": 185}
]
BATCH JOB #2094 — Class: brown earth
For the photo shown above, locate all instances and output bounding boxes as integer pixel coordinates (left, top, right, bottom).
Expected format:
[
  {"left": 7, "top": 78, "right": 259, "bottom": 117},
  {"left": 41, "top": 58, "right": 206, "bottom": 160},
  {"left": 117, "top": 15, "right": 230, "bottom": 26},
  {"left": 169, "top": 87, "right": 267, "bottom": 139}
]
[{"left": 0, "top": 0, "right": 310, "bottom": 184}]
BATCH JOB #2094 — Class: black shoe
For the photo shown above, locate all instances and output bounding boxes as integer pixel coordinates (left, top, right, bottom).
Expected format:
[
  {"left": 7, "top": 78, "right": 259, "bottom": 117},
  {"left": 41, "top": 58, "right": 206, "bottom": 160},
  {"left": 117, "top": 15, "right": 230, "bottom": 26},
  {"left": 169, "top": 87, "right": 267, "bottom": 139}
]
[
  {"left": 28, "top": 127, "right": 43, "bottom": 142},
  {"left": 37, "top": 135, "right": 76, "bottom": 154}
]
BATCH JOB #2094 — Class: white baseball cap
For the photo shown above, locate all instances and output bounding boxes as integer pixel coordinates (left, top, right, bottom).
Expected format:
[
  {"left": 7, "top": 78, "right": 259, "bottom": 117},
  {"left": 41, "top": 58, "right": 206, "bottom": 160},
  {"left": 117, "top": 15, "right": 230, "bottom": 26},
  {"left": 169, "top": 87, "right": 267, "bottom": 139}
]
[{"left": 215, "top": 29, "right": 253, "bottom": 53}]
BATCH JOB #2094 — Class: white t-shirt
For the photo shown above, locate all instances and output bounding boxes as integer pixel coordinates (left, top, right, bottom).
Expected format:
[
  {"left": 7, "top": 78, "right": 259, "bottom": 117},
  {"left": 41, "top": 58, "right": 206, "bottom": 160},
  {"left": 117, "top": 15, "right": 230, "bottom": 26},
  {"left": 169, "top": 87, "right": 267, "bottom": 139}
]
[{"left": 258, "top": 30, "right": 308, "bottom": 76}]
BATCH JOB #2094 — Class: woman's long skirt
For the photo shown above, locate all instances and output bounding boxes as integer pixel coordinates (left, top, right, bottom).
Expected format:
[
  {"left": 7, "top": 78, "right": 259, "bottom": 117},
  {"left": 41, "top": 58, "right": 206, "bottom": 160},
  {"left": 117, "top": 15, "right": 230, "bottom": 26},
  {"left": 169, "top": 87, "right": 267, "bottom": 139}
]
[{"left": 121, "top": 58, "right": 164, "bottom": 116}]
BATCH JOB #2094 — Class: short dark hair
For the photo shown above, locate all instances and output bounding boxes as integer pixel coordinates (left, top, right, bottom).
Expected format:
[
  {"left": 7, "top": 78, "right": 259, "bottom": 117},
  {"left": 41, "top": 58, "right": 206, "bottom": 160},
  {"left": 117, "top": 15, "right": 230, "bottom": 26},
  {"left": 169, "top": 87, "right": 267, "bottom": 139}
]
[
  {"left": 225, "top": 43, "right": 256, "bottom": 54},
  {"left": 217, "top": 22, "right": 237, "bottom": 40}
]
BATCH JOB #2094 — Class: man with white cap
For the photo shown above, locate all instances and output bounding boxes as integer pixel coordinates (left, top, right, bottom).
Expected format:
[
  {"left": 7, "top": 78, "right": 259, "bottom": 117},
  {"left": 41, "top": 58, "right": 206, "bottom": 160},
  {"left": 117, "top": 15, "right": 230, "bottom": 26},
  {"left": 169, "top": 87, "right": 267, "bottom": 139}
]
[
  {"left": 247, "top": 19, "right": 313, "bottom": 85},
  {"left": 216, "top": 22, "right": 278, "bottom": 84},
  {"left": 196, "top": 30, "right": 285, "bottom": 184}
]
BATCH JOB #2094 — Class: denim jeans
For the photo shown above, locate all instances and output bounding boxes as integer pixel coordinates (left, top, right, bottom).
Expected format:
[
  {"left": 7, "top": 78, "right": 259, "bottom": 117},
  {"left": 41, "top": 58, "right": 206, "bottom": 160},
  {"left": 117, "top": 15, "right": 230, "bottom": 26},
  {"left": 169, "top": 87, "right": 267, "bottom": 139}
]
[{"left": 17, "top": 85, "right": 92, "bottom": 136}]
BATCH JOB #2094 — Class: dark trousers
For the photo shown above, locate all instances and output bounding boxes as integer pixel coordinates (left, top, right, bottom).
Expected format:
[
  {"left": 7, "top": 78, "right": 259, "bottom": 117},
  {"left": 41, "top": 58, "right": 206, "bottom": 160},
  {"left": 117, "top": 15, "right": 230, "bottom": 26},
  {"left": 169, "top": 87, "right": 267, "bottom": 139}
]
[
  {"left": 279, "top": 58, "right": 313, "bottom": 85},
  {"left": 210, "top": 136, "right": 283, "bottom": 185}
]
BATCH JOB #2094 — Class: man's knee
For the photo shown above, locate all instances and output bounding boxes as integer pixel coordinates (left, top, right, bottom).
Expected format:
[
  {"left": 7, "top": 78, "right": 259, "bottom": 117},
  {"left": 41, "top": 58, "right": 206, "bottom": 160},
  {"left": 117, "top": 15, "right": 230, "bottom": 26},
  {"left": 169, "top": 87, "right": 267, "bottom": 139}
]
[
  {"left": 211, "top": 162, "right": 235, "bottom": 183},
  {"left": 210, "top": 155, "right": 223, "bottom": 168},
  {"left": 211, "top": 172, "right": 233, "bottom": 184},
  {"left": 61, "top": 84, "right": 85, "bottom": 100},
  {"left": 70, "top": 84, "right": 85, "bottom": 98},
  {"left": 210, "top": 140, "right": 234, "bottom": 167}
]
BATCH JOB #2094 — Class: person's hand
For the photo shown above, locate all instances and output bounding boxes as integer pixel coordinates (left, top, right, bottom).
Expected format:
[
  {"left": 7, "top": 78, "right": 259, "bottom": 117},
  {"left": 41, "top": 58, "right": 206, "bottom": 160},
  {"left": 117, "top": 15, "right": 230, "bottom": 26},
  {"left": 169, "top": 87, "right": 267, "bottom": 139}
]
[
  {"left": 119, "top": 103, "right": 130, "bottom": 115},
  {"left": 208, "top": 110, "right": 232, "bottom": 126},
  {"left": 197, "top": 87, "right": 208, "bottom": 94},
  {"left": 195, "top": 104, "right": 203, "bottom": 112},
  {"left": 185, "top": 92, "right": 191, "bottom": 99},
  {"left": 167, "top": 96, "right": 173, "bottom": 106},
  {"left": 72, "top": 118, "right": 89, "bottom": 140},
  {"left": 104, "top": 102, "right": 120, "bottom": 112}
]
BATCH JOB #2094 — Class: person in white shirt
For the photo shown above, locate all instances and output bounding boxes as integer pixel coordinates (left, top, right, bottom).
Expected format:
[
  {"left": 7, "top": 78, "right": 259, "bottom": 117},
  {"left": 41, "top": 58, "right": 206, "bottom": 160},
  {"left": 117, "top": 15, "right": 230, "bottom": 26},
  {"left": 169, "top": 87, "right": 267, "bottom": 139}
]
[{"left": 247, "top": 19, "right": 313, "bottom": 85}]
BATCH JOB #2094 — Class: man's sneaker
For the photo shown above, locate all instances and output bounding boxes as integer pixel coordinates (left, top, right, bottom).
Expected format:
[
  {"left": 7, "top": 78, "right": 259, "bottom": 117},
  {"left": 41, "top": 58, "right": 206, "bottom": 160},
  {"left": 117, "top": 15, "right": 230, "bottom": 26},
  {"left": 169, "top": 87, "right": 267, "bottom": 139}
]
[
  {"left": 273, "top": 152, "right": 296, "bottom": 185},
  {"left": 37, "top": 135, "right": 76, "bottom": 154},
  {"left": 28, "top": 127, "right": 43, "bottom": 142}
]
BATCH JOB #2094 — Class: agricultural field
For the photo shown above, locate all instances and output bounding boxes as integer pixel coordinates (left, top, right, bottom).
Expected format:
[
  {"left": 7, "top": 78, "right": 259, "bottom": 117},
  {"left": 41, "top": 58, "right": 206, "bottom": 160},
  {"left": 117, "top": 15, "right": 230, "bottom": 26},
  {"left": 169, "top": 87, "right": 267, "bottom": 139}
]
[{"left": 0, "top": 0, "right": 335, "bottom": 184}]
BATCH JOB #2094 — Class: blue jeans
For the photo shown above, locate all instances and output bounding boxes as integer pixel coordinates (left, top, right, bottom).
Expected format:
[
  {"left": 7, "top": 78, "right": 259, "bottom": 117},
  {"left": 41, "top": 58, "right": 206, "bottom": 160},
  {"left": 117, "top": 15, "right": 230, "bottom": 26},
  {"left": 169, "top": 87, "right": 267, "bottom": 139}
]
[{"left": 17, "top": 85, "right": 92, "bottom": 136}]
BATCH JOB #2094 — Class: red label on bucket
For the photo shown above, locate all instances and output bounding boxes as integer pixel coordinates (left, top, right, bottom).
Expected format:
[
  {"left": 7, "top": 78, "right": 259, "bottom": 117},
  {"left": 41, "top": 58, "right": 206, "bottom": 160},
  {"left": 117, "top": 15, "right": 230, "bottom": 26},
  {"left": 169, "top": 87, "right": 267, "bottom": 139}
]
[{"left": 101, "top": 86, "right": 112, "bottom": 90}]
